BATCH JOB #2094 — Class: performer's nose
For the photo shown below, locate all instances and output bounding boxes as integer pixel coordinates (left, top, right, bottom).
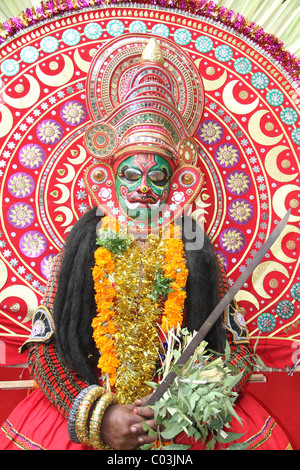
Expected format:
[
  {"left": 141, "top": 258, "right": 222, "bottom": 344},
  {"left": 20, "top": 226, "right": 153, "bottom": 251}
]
[{"left": 140, "top": 185, "right": 149, "bottom": 193}]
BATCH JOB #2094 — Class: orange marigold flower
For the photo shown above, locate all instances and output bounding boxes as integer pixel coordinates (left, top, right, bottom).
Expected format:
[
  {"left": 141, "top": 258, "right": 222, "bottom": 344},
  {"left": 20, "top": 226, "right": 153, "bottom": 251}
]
[
  {"left": 168, "top": 288, "right": 186, "bottom": 303},
  {"left": 94, "top": 247, "right": 115, "bottom": 270},
  {"left": 162, "top": 223, "right": 182, "bottom": 240},
  {"left": 99, "top": 215, "right": 120, "bottom": 233}
]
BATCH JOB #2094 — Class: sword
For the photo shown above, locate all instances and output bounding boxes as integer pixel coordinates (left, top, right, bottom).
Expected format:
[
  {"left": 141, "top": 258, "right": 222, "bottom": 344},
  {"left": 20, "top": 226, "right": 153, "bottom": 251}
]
[{"left": 146, "top": 209, "right": 291, "bottom": 406}]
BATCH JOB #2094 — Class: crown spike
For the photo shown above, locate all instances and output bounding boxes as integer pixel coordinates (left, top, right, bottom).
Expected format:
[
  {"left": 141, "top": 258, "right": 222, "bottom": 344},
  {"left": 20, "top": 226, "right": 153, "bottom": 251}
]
[{"left": 141, "top": 37, "right": 164, "bottom": 65}]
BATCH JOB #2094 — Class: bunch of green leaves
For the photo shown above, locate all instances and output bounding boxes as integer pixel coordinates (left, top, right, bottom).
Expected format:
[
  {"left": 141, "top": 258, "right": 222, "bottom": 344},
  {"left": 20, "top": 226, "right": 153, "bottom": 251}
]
[
  {"left": 148, "top": 270, "right": 173, "bottom": 302},
  {"left": 96, "top": 227, "right": 132, "bottom": 255},
  {"left": 142, "top": 326, "right": 248, "bottom": 450}
]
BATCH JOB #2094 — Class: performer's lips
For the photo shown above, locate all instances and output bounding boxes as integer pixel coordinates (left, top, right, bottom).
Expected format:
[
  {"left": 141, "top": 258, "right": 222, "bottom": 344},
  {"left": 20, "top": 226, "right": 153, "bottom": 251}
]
[
  {"left": 132, "top": 194, "right": 157, "bottom": 204},
  {"left": 125, "top": 195, "right": 161, "bottom": 210}
]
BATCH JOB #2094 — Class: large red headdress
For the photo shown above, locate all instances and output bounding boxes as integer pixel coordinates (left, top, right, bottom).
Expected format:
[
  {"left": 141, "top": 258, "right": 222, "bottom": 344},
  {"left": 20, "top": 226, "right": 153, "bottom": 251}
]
[{"left": 84, "top": 34, "right": 205, "bottom": 232}]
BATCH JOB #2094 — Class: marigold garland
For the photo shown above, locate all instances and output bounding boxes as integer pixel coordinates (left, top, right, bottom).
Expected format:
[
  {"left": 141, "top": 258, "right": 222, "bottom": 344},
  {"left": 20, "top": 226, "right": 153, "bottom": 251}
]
[
  {"left": 91, "top": 216, "right": 188, "bottom": 402},
  {"left": 92, "top": 244, "right": 119, "bottom": 387},
  {"left": 161, "top": 237, "right": 189, "bottom": 333}
]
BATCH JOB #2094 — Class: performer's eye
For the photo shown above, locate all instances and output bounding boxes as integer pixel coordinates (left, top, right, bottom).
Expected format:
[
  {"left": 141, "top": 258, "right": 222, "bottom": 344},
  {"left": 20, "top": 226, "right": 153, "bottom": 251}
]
[
  {"left": 148, "top": 168, "right": 169, "bottom": 186},
  {"left": 119, "top": 166, "right": 142, "bottom": 182},
  {"left": 148, "top": 170, "right": 165, "bottom": 182}
]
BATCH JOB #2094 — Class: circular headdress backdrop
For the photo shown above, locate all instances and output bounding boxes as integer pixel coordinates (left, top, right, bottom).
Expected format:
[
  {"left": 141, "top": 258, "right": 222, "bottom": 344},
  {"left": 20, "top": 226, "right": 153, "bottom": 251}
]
[{"left": 0, "top": 1, "right": 300, "bottom": 368}]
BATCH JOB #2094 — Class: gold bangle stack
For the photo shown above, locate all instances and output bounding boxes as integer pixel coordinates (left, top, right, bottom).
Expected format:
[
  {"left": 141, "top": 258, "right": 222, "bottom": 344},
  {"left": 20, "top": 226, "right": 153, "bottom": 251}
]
[
  {"left": 75, "top": 386, "right": 103, "bottom": 446},
  {"left": 89, "top": 392, "right": 116, "bottom": 450},
  {"left": 74, "top": 386, "right": 115, "bottom": 449}
]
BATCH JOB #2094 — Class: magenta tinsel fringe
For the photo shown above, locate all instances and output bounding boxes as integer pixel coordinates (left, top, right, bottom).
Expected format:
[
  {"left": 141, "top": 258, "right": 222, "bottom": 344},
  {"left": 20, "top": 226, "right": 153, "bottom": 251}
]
[{"left": 0, "top": 0, "right": 299, "bottom": 78}]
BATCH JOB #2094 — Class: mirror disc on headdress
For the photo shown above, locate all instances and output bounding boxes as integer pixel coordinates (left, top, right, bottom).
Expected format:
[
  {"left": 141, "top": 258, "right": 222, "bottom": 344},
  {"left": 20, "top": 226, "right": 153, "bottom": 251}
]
[{"left": 84, "top": 122, "right": 118, "bottom": 160}]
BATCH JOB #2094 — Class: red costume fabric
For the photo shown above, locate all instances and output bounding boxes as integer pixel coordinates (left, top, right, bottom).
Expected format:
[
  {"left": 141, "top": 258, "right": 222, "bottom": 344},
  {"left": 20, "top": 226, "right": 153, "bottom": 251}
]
[
  {"left": 0, "top": 388, "right": 291, "bottom": 450},
  {"left": 0, "top": 248, "right": 292, "bottom": 450},
  {"left": 0, "top": 1, "right": 298, "bottom": 451}
]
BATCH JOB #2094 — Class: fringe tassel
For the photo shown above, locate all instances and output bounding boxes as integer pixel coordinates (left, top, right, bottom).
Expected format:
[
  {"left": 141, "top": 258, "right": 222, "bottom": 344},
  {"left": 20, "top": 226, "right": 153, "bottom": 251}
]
[{"left": 0, "top": 0, "right": 299, "bottom": 79}]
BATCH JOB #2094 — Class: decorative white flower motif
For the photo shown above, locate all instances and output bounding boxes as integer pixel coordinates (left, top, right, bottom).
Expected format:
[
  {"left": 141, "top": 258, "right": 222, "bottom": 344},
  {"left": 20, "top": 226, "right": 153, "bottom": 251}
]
[
  {"left": 216, "top": 145, "right": 239, "bottom": 167},
  {"left": 266, "top": 89, "right": 284, "bottom": 107},
  {"left": 251, "top": 72, "right": 269, "bottom": 89},
  {"left": 19, "top": 145, "right": 44, "bottom": 169},
  {"left": 99, "top": 187, "right": 112, "bottom": 201},
  {"left": 62, "top": 102, "right": 86, "bottom": 125},
  {"left": 174, "top": 28, "right": 192, "bottom": 45},
  {"left": 0, "top": 59, "right": 19, "bottom": 76},
  {"left": 9, "top": 203, "right": 34, "bottom": 228},
  {"left": 8, "top": 173, "right": 34, "bottom": 197},
  {"left": 20, "top": 232, "right": 46, "bottom": 258},
  {"left": 151, "top": 23, "right": 170, "bottom": 38},
  {"left": 200, "top": 121, "right": 223, "bottom": 144},
  {"left": 37, "top": 120, "right": 62, "bottom": 144},
  {"left": 172, "top": 191, "right": 185, "bottom": 204},
  {"left": 221, "top": 229, "right": 245, "bottom": 253},
  {"left": 107, "top": 20, "right": 125, "bottom": 37}
]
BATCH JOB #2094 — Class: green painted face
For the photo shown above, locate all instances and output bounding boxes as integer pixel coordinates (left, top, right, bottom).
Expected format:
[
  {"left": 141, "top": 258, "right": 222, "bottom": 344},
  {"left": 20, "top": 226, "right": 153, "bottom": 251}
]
[{"left": 115, "top": 153, "right": 172, "bottom": 219}]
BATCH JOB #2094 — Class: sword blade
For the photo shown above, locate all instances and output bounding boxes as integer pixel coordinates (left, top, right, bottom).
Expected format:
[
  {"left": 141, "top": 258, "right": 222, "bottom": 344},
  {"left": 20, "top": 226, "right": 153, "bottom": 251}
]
[{"left": 147, "top": 209, "right": 291, "bottom": 406}]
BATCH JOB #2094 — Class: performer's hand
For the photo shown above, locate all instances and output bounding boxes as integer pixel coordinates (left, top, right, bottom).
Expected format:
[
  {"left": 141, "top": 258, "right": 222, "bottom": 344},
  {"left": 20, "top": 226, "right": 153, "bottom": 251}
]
[
  {"left": 130, "top": 394, "right": 159, "bottom": 446},
  {"left": 100, "top": 403, "right": 151, "bottom": 450}
]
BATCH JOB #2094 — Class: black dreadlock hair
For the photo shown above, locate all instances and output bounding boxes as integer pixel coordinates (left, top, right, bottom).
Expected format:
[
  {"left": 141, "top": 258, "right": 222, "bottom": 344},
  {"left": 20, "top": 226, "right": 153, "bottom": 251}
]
[
  {"left": 53, "top": 207, "right": 101, "bottom": 385},
  {"left": 53, "top": 208, "right": 225, "bottom": 385},
  {"left": 182, "top": 216, "right": 226, "bottom": 354}
]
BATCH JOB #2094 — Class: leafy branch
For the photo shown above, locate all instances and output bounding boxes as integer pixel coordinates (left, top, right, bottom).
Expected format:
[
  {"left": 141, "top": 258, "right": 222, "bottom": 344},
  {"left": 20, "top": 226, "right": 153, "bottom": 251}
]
[
  {"left": 96, "top": 228, "right": 132, "bottom": 255},
  {"left": 148, "top": 270, "right": 173, "bottom": 302},
  {"left": 141, "top": 326, "right": 248, "bottom": 451}
]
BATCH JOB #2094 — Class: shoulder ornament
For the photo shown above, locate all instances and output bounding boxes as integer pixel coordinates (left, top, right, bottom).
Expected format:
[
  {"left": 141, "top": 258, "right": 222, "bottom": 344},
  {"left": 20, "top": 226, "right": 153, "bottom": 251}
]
[
  {"left": 20, "top": 305, "right": 55, "bottom": 351},
  {"left": 224, "top": 301, "right": 250, "bottom": 345}
]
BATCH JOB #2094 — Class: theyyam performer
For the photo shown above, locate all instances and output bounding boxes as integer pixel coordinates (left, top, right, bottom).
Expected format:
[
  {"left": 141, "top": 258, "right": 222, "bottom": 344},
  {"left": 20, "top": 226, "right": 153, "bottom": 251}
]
[{"left": 0, "top": 34, "right": 292, "bottom": 450}]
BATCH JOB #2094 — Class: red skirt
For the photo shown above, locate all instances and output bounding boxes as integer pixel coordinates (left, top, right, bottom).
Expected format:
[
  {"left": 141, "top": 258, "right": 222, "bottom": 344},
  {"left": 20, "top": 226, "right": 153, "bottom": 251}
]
[{"left": 0, "top": 388, "right": 292, "bottom": 450}]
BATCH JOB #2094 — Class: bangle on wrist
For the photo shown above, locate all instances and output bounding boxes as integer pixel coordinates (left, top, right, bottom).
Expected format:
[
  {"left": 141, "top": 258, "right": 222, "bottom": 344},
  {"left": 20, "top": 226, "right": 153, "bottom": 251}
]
[
  {"left": 89, "top": 392, "right": 116, "bottom": 450},
  {"left": 75, "top": 385, "right": 105, "bottom": 446},
  {"left": 68, "top": 385, "right": 104, "bottom": 446},
  {"left": 68, "top": 385, "right": 100, "bottom": 444}
]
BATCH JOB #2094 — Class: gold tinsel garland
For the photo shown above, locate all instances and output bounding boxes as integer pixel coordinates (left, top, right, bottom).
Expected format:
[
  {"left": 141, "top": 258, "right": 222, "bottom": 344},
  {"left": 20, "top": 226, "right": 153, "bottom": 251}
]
[
  {"left": 113, "top": 238, "right": 165, "bottom": 403},
  {"left": 92, "top": 217, "right": 188, "bottom": 404}
]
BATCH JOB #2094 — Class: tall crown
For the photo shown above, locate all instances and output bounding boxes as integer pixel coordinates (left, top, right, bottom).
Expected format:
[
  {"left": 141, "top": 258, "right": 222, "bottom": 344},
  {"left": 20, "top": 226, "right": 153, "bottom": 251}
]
[
  {"left": 83, "top": 34, "right": 206, "bottom": 234},
  {"left": 84, "top": 34, "right": 205, "bottom": 168}
]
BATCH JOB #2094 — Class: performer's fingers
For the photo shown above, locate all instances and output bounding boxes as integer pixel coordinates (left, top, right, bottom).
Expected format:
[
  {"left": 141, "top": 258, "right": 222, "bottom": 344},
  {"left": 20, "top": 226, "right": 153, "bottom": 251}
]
[
  {"left": 130, "top": 418, "right": 156, "bottom": 435},
  {"left": 134, "top": 392, "right": 153, "bottom": 407},
  {"left": 133, "top": 405, "right": 154, "bottom": 418},
  {"left": 137, "top": 433, "right": 157, "bottom": 445}
]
